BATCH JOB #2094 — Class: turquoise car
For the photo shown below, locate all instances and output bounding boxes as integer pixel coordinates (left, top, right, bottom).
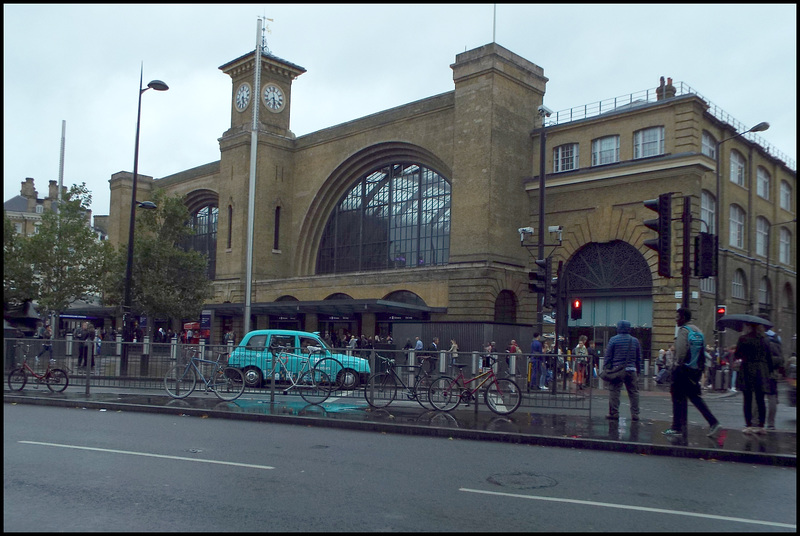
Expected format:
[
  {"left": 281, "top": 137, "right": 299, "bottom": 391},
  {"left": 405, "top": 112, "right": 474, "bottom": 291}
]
[{"left": 228, "top": 330, "right": 370, "bottom": 390}]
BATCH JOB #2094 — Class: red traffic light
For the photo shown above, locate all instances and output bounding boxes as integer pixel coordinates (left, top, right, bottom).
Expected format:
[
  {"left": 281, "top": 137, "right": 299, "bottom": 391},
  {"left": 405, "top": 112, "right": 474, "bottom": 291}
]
[
  {"left": 716, "top": 305, "right": 726, "bottom": 318},
  {"left": 571, "top": 298, "right": 583, "bottom": 320}
]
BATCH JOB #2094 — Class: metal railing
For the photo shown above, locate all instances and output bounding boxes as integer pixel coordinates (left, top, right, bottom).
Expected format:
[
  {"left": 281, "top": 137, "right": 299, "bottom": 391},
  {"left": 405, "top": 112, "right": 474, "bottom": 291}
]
[
  {"left": 5, "top": 338, "right": 676, "bottom": 412},
  {"left": 547, "top": 81, "right": 795, "bottom": 170}
]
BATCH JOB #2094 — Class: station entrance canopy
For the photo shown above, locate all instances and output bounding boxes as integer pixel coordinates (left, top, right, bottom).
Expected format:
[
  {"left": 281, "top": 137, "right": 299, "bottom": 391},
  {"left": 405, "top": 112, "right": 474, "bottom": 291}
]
[{"left": 205, "top": 299, "right": 446, "bottom": 319}]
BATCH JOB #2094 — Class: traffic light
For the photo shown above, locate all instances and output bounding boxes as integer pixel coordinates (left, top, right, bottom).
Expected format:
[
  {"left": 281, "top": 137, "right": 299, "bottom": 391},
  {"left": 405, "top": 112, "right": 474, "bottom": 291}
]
[
  {"left": 716, "top": 305, "right": 727, "bottom": 323},
  {"left": 542, "top": 259, "right": 559, "bottom": 309},
  {"left": 528, "top": 259, "right": 548, "bottom": 294},
  {"left": 643, "top": 192, "right": 672, "bottom": 277},
  {"left": 694, "top": 232, "right": 718, "bottom": 278},
  {"left": 570, "top": 298, "right": 583, "bottom": 320}
]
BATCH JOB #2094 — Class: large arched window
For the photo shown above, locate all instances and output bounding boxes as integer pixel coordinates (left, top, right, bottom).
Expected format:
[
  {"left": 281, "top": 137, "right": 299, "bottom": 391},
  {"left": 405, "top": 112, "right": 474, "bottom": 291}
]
[
  {"left": 186, "top": 204, "right": 218, "bottom": 279},
  {"left": 317, "top": 163, "right": 450, "bottom": 274}
]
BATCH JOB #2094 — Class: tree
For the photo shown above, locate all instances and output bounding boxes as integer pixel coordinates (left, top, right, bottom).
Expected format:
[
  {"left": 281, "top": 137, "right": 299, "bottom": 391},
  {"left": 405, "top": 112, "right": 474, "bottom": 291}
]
[
  {"left": 21, "top": 183, "right": 108, "bottom": 317},
  {"left": 3, "top": 212, "right": 37, "bottom": 307},
  {"left": 103, "top": 189, "right": 213, "bottom": 331}
]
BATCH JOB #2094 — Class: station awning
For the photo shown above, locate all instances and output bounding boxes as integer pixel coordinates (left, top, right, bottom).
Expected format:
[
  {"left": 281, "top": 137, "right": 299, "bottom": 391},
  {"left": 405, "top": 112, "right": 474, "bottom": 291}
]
[{"left": 204, "top": 299, "right": 446, "bottom": 318}]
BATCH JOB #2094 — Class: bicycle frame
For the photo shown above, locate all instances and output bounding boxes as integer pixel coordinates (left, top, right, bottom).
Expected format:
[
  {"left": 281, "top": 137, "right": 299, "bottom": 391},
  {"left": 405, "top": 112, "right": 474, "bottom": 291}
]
[
  {"left": 183, "top": 352, "right": 227, "bottom": 388},
  {"left": 268, "top": 350, "right": 314, "bottom": 391},
  {"left": 448, "top": 367, "right": 497, "bottom": 398}
]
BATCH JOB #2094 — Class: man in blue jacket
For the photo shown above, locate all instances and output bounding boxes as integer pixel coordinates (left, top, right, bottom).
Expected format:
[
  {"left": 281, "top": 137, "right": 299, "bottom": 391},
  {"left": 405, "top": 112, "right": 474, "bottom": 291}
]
[{"left": 604, "top": 320, "right": 642, "bottom": 421}]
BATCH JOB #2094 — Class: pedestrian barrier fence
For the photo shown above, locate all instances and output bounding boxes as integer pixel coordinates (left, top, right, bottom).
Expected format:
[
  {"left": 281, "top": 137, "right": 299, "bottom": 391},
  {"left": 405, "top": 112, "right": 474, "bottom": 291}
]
[{"left": 4, "top": 337, "right": 668, "bottom": 413}]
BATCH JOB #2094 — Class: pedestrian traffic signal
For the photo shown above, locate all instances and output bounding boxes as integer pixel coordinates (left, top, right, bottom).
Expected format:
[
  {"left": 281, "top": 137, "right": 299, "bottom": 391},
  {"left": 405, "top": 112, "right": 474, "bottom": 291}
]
[
  {"left": 694, "top": 232, "right": 718, "bottom": 278},
  {"left": 547, "top": 272, "right": 559, "bottom": 309},
  {"left": 643, "top": 192, "right": 672, "bottom": 277},
  {"left": 528, "top": 259, "right": 548, "bottom": 294},
  {"left": 571, "top": 298, "right": 583, "bottom": 320},
  {"left": 716, "top": 305, "right": 726, "bottom": 323}
]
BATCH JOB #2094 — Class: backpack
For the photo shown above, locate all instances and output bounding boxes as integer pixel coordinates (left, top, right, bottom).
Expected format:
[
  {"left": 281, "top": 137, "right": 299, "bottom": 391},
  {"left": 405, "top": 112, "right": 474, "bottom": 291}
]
[
  {"left": 682, "top": 325, "right": 705, "bottom": 370},
  {"left": 766, "top": 331, "right": 783, "bottom": 369}
]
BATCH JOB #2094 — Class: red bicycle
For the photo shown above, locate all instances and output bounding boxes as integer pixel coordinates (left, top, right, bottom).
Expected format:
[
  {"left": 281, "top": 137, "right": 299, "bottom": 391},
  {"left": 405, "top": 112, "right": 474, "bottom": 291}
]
[
  {"left": 7, "top": 345, "right": 69, "bottom": 393},
  {"left": 428, "top": 355, "right": 521, "bottom": 415}
]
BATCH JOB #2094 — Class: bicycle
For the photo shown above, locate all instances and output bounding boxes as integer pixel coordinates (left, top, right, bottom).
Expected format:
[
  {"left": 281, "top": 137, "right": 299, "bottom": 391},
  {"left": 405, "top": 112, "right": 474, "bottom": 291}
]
[
  {"left": 428, "top": 355, "right": 521, "bottom": 415},
  {"left": 262, "top": 345, "right": 335, "bottom": 404},
  {"left": 164, "top": 347, "right": 245, "bottom": 401},
  {"left": 364, "top": 354, "right": 437, "bottom": 410},
  {"left": 7, "top": 344, "right": 69, "bottom": 393}
]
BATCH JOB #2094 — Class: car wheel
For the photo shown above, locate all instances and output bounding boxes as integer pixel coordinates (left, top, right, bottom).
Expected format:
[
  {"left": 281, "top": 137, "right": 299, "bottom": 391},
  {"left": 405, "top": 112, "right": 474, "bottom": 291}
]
[
  {"left": 242, "top": 366, "right": 262, "bottom": 388},
  {"left": 337, "top": 368, "right": 359, "bottom": 390}
]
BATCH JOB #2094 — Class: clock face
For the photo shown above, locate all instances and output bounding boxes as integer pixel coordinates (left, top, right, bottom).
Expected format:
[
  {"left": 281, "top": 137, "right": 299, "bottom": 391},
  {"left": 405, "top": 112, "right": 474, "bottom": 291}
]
[
  {"left": 235, "top": 83, "right": 251, "bottom": 111},
  {"left": 262, "top": 84, "right": 285, "bottom": 112}
]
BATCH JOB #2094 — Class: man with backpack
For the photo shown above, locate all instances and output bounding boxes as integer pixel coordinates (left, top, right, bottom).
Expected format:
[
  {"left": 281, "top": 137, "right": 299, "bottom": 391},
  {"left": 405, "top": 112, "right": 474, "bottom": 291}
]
[
  {"left": 663, "top": 307, "right": 722, "bottom": 438},
  {"left": 760, "top": 314, "right": 783, "bottom": 431}
]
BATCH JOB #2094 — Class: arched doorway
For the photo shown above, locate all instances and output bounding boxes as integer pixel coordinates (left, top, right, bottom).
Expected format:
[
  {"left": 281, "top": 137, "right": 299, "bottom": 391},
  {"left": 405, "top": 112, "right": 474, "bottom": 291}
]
[{"left": 564, "top": 240, "right": 653, "bottom": 356}]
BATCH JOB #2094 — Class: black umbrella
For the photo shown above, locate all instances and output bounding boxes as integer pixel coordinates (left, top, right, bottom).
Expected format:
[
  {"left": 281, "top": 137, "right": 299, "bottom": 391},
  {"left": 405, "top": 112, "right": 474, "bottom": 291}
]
[{"left": 716, "top": 314, "right": 773, "bottom": 332}]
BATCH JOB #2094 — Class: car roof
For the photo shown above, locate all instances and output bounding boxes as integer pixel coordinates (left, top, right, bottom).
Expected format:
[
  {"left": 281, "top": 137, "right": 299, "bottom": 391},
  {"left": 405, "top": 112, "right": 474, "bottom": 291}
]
[{"left": 242, "top": 330, "right": 320, "bottom": 338}]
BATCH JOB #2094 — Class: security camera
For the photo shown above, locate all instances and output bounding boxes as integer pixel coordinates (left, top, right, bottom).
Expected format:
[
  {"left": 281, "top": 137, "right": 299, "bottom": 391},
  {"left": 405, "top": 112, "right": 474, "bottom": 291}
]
[
  {"left": 537, "top": 105, "right": 553, "bottom": 117},
  {"left": 548, "top": 225, "right": 563, "bottom": 233},
  {"left": 517, "top": 227, "right": 534, "bottom": 243}
]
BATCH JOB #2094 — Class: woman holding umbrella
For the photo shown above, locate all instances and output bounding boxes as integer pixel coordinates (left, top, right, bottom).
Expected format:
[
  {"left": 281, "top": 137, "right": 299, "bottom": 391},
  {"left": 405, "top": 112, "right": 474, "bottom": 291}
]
[{"left": 732, "top": 319, "right": 774, "bottom": 434}]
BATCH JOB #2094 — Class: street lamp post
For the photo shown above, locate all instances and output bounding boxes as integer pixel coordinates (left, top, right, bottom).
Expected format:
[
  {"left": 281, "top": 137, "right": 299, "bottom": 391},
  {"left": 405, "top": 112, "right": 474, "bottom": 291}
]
[
  {"left": 121, "top": 67, "right": 168, "bottom": 375},
  {"left": 713, "top": 121, "right": 769, "bottom": 358}
]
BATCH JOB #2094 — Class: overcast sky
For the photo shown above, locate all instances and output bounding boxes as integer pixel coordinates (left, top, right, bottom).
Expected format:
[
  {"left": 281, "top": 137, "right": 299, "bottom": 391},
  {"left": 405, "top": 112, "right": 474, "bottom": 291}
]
[{"left": 4, "top": 4, "right": 796, "bottom": 217}]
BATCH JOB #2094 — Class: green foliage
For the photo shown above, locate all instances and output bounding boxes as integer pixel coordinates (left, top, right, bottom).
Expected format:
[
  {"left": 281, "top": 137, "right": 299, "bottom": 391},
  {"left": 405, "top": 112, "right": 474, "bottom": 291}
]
[
  {"left": 3, "top": 212, "right": 36, "bottom": 306},
  {"left": 8, "top": 183, "right": 106, "bottom": 316},
  {"left": 103, "top": 188, "right": 213, "bottom": 322}
]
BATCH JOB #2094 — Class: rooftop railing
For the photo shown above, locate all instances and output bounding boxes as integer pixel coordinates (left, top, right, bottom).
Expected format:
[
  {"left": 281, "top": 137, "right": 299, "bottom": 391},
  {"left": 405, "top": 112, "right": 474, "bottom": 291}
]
[{"left": 547, "top": 81, "right": 795, "bottom": 171}]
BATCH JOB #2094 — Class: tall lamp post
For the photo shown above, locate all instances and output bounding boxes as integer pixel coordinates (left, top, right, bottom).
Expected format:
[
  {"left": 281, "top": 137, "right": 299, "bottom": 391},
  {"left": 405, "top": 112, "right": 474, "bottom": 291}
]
[
  {"left": 713, "top": 121, "right": 769, "bottom": 357},
  {"left": 121, "top": 68, "right": 168, "bottom": 375}
]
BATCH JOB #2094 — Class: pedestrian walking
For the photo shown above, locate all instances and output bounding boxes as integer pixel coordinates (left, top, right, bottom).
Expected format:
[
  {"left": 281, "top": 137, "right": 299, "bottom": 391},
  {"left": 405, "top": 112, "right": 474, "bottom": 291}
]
[
  {"left": 734, "top": 321, "right": 774, "bottom": 435},
  {"left": 603, "top": 320, "right": 642, "bottom": 421},
  {"left": 663, "top": 308, "right": 721, "bottom": 438},
  {"left": 448, "top": 339, "right": 459, "bottom": 366},
  {"left": 529, "top": 333, "right": 544, "bottom": 390},
  {"left": 573, "top": 335, "right": 588, "bottom": 390}
]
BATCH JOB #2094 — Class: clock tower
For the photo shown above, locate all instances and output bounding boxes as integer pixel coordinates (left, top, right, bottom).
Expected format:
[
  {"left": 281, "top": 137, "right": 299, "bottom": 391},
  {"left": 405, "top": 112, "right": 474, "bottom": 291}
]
[{"left": 220, "top": 49, "right": 306, "bottom": 136}]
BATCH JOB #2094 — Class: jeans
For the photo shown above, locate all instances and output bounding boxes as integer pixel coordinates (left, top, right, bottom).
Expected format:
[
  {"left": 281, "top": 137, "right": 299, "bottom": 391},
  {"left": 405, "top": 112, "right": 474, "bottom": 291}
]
[
  {"left": 670, "top": 367, "right": 718, "bottom": 432},
  {"left": 608, "top": 370, "right": 640, "bottom": 417}
]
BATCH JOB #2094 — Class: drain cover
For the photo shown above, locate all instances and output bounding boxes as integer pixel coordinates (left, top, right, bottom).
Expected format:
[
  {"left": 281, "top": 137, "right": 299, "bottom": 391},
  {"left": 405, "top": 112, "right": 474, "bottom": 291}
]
[{"left": 487, "top": 471, "right": 557, "bottom": 489}]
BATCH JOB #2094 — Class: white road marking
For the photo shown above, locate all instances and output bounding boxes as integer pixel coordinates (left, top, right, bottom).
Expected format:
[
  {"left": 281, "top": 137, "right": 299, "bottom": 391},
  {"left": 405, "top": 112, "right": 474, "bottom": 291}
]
[
  {"left": 19, "top": 441, "right": 274, "bottom": 470},
  {"left": 459, "top": 488, "right": 795, "bottom": 529}
]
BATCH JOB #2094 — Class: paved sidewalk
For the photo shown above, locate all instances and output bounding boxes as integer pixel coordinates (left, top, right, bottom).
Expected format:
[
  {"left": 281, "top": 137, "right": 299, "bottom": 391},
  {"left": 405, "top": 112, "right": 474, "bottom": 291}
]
[{"left": 4, "top": 385, "right": 795, "bottom": 467}]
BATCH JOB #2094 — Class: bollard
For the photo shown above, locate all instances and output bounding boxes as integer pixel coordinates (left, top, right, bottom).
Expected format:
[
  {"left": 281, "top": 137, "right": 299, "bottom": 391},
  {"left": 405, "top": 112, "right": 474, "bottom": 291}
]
[{"left": 140, "top": 335, "right": 151, "bottom": 376}]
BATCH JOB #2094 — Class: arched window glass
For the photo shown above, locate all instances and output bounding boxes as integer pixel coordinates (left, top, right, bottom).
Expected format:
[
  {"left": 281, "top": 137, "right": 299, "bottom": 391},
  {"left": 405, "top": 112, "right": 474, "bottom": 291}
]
[
  {"left": 186, "top": 204, "right": 218, "bottom": 279},
  {"left": 731, "top": 269, "right": 747, "bottom": 300},
  {"left": 317, "top": 163, "right": 450, "bottom": 274}
]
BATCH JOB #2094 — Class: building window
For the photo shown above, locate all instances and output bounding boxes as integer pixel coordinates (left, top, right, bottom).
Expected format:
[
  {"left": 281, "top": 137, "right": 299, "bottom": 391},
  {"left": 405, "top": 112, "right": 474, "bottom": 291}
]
[
  {"left": 756, "top": 217, "right": 770, "bottom": 257},
  {"left": 35, "top": 204, "right": 43, "bottom": 214},
  {"left": 185, "top": 204, "right": 217, "bottom": 279},
  {"left": 227, "top": 205, "right": 233, "bottom": 249},
  {"left": 591, "top": 135, "right": 619, "bottom": 166},
  {"left": 780, "top": 180, "right": 792, "bottom": 211},
  {"left": 273, "top": 206, "right": 281, "bottom": 250},
  {"left": 701, "top": 190, "right": 716, "bottom": 235},
  {"left": 701, "top": 131, "right": 716, "bottom": 159},
  {"left": 780, "top": 227, "right": 791, "bottom": 264},
  {"left": 633, "top": 126, "right": 665, "bottom": 159},
  {"left": 756, "top": 167, "right": 771, "bottom": 200},
  {"left": 729, "top": 205, "right": 745, "bottom": 249},
  {"left": 14, "top": 222, "right": 22, "bottom": 234},
  {"left": 729, "top": 150, "right": 746, "bottom": 187},
  {"left": 699, "top": 277, "right": 715, "bottom": 294},
  {"left": 759, "top": 277, "right": 771, "bottom": 308},
  {"left": 317, "top": 163, "right": 451, "bottom": 275},
  {"left": 731, "top": 269, "right": 746, "bottom": 300},
  {"left": 553, "top": 143, "right": 579, "bottom": 173}
]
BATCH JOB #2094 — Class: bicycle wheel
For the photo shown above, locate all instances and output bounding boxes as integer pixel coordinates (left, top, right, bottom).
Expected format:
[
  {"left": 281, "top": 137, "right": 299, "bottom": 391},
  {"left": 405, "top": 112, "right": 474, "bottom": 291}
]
[
  {"left": 313, "top": 357, "right": 350, "bottom": 390},
  {"left": 484, "top": 378, "right": 522, "bottom": 415},
  {"left": 164, "top": 364, "right": 197, "bottom": 398},
  {"left": 428, "top": 376, "right": 461, "bottom": 412},
  {"left": 364, "top": 373, "right": 398, "bottom": 408},
  {"left": 211, "top": 367, "right": 245, "bottom": 401},
  {"left": 412, "top": 373, "right": 435, "bottom": 410},
  {"left": 297, "top": 369, "right": 332, "bottom": 405},
  {"left": 7, "top": 367, "right": 27, "bottom": 391},
  {"left": 46, "top": 369, "right": 69, "bottom": 393}
]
